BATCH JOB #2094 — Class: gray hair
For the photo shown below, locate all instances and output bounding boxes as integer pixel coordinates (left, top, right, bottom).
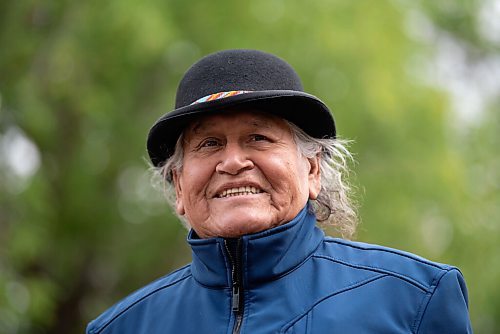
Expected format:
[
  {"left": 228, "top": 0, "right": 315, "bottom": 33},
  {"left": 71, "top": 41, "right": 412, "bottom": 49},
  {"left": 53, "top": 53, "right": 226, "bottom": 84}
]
[{"left": 154, "top": 121, "right": 358, "bottom": 239}]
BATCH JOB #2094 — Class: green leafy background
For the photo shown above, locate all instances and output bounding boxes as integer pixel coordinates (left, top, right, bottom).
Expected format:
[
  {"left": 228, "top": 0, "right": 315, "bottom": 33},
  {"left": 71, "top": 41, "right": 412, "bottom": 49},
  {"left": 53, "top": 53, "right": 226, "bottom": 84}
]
[{"left": 1, "top": 1, "right": 498, "bottom": 333}]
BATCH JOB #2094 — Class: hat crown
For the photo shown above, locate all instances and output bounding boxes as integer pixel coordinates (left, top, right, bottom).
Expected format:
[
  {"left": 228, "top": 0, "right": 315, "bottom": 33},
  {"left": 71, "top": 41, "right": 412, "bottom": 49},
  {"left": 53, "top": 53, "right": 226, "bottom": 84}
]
[{"left": 175, "top": 49, "right": 304, "bottom": 108}]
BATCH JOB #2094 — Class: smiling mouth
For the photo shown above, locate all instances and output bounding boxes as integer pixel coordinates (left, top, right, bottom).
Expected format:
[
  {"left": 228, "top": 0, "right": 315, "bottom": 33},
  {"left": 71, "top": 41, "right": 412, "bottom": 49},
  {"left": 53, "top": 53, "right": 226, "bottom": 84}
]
[{"left": 217, "top": 186, "right": 263, "bottom": 198}]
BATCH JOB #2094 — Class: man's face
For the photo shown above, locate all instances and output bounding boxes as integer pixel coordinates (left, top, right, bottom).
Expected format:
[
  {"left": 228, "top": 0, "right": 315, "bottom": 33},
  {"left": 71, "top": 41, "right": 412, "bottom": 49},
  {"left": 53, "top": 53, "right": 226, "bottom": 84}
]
[{"left": 172, "top": 110, "right": 321, "bottom": 238}]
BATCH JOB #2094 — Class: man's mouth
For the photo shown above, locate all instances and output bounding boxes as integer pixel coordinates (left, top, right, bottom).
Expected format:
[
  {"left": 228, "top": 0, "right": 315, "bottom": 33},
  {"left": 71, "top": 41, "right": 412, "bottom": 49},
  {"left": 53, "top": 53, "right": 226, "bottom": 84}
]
[{"left": 217, "top": 186, "right": 263, "bottom": 198}]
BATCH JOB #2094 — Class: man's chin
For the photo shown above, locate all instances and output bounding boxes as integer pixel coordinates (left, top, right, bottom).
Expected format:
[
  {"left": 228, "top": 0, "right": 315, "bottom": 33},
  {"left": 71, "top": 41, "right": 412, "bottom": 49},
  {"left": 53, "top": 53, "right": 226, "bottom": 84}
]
[{"left": 213, "top": 213, "right": 274, "bottom": 238}]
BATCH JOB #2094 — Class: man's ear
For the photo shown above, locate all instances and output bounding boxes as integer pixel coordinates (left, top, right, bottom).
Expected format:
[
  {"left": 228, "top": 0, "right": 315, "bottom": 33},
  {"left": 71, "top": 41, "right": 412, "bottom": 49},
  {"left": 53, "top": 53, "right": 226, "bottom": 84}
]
[
  {"left": 172, "top": 169, "right": 185, "bottom": 215},
  {"left": 308, "top": 154, "right": 321, "bottom": 200}
]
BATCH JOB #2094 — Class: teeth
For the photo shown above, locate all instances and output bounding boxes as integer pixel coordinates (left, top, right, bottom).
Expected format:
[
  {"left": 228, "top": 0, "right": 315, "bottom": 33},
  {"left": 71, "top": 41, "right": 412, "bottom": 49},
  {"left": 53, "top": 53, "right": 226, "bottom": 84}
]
[{"left": 219, "top": 186, "right": 262, "bottom": 198}]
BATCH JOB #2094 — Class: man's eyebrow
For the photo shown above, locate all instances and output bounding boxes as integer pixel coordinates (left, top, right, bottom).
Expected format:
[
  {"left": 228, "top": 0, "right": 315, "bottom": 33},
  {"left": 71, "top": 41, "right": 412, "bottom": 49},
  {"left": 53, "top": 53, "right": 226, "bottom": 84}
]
[
  {"left": 190, "top": 118, "right": 273, "bottom": 134},
  {"left": 189, "top": 120, "right": 221, "bottom": 134},
  {"left": 249, "top": 119, "right": 273, "bottom": 128},
  {"left": 190, "top": 121, "right": 206, "bottom": 134}
]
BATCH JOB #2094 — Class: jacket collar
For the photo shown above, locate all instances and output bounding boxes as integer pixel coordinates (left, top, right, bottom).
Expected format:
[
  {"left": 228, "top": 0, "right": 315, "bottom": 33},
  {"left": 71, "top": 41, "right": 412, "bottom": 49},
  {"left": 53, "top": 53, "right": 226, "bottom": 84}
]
[{"left": 187, "top": 205, "right": 324, "bottom": 288}]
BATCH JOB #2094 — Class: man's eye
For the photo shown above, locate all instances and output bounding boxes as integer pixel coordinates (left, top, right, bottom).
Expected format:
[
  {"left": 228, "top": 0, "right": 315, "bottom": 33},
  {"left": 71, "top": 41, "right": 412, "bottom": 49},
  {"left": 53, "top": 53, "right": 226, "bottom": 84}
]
[
  {"left": 200, "top": 139, "right": 220, "bottom": 147},
  {"left": 251, "top": 134, "right": 268, "bottom": 142}
]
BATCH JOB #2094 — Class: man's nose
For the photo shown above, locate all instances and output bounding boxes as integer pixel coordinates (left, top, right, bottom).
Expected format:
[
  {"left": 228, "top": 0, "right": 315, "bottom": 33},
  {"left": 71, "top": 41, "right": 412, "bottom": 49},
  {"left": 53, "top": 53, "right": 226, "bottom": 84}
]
[{"left": 215, "top": 144, "right": 254, "bottom": 175}]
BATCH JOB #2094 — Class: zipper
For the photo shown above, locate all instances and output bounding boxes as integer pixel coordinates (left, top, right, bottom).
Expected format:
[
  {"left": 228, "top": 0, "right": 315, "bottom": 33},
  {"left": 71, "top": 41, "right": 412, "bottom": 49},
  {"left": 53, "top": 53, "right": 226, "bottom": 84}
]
[{"left": 224, "top": 238, "right": 244, "bottom": 334}]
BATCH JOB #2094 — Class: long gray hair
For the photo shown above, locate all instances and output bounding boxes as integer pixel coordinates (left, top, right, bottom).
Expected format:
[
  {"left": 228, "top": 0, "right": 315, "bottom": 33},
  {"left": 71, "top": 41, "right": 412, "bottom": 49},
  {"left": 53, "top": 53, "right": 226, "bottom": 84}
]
[{"left": 154, "top": 121, "right": 358, "bottom": 239}]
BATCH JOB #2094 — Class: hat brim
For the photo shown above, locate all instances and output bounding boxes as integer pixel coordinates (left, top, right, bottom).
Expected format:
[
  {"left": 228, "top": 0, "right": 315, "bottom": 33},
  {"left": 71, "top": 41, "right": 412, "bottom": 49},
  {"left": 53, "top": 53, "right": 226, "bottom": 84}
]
[{"left": 147, "top": 90, "right": 336, "bottom": 167}]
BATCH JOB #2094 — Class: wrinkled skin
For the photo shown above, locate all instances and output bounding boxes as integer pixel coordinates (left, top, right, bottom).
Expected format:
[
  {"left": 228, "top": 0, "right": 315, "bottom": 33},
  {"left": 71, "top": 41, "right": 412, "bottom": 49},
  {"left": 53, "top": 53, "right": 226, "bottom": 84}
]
[{"left": 172, "top": 111, "right": 321, "bottom": 238}]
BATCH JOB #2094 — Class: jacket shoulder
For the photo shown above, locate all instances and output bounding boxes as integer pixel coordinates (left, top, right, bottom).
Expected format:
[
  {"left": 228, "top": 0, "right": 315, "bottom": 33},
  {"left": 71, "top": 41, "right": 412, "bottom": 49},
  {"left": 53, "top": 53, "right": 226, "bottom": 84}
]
[
  {"left": 317, "top": 238, "right": 458, "bottom": 292},
  {"left": 86, "top": 264, "right": 192, "bottom": 334}
]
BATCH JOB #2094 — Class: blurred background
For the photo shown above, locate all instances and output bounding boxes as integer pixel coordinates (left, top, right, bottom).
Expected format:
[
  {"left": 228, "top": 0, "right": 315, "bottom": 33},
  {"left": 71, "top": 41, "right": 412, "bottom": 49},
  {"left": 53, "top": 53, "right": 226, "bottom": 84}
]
[{"left": 0, "top": 0, "right": 498, "bottom": 333}]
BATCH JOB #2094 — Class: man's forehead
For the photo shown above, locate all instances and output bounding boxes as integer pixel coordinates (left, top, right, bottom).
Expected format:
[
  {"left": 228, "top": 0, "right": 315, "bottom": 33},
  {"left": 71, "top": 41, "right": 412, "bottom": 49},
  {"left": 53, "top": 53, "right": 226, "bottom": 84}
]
[{"left": 187, "top": 111, "right": 280, "bottom": 134}]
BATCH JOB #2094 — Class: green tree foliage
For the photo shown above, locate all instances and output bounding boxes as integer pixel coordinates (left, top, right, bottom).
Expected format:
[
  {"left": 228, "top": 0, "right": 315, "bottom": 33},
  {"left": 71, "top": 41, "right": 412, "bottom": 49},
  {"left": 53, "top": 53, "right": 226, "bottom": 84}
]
[{"left": 0, "top": 0, "right": 498, "bottom": 333}]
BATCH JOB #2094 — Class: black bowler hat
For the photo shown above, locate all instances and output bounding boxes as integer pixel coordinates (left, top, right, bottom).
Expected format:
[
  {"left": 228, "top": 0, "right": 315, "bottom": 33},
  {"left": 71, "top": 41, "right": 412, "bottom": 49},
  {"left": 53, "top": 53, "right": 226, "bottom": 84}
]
[{"left": 147, "top": 49, "right": 336, "bottom": 166}]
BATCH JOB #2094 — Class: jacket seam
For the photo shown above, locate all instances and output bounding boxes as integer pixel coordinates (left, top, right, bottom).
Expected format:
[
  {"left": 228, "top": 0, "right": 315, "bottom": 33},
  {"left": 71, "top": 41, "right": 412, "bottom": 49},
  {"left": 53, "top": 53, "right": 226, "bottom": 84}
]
[
  {"left": 412, "top": 268, "right": 453, "bottom": 334},
  {"left": 89, "top": 274, "right": 192, "bottom": 334},
  {"left": 248, "top": 239, "right": 322, "bottom": 287},
  {"left": 190, "top": 260, "right": 230, "bottom": 290},
  {"left": 280, "top": 273, "right": 387, "bottom": 333},
  {"left": 323, "top": 239, "right": 447, "bottom": 270},
  {"left": 313, "top": 254, "right": 432, "bottom": 292},
  {"left": 190, "top": 276, "right": 229, "bottom": 290}
]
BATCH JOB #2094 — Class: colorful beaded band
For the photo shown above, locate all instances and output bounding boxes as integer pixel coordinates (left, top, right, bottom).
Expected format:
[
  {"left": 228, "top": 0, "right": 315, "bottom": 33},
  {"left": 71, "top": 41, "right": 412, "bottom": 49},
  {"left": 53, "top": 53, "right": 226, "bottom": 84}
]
[{"left": 190, "top": 90, "right": 252, "bottom": 105}]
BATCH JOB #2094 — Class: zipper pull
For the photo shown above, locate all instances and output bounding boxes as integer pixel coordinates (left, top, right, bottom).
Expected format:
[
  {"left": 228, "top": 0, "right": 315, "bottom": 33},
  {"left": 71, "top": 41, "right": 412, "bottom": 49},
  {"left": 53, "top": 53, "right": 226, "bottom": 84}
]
[{"left": 232, "top": 285, "right": 240, "bottom": 312}]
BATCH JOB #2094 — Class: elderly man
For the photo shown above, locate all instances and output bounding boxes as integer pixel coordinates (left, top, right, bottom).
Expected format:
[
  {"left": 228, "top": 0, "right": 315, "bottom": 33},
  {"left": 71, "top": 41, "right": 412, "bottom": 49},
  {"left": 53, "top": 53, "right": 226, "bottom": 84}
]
[{"left": 87, "top": 50, "right": 472, "bottom": 333}]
